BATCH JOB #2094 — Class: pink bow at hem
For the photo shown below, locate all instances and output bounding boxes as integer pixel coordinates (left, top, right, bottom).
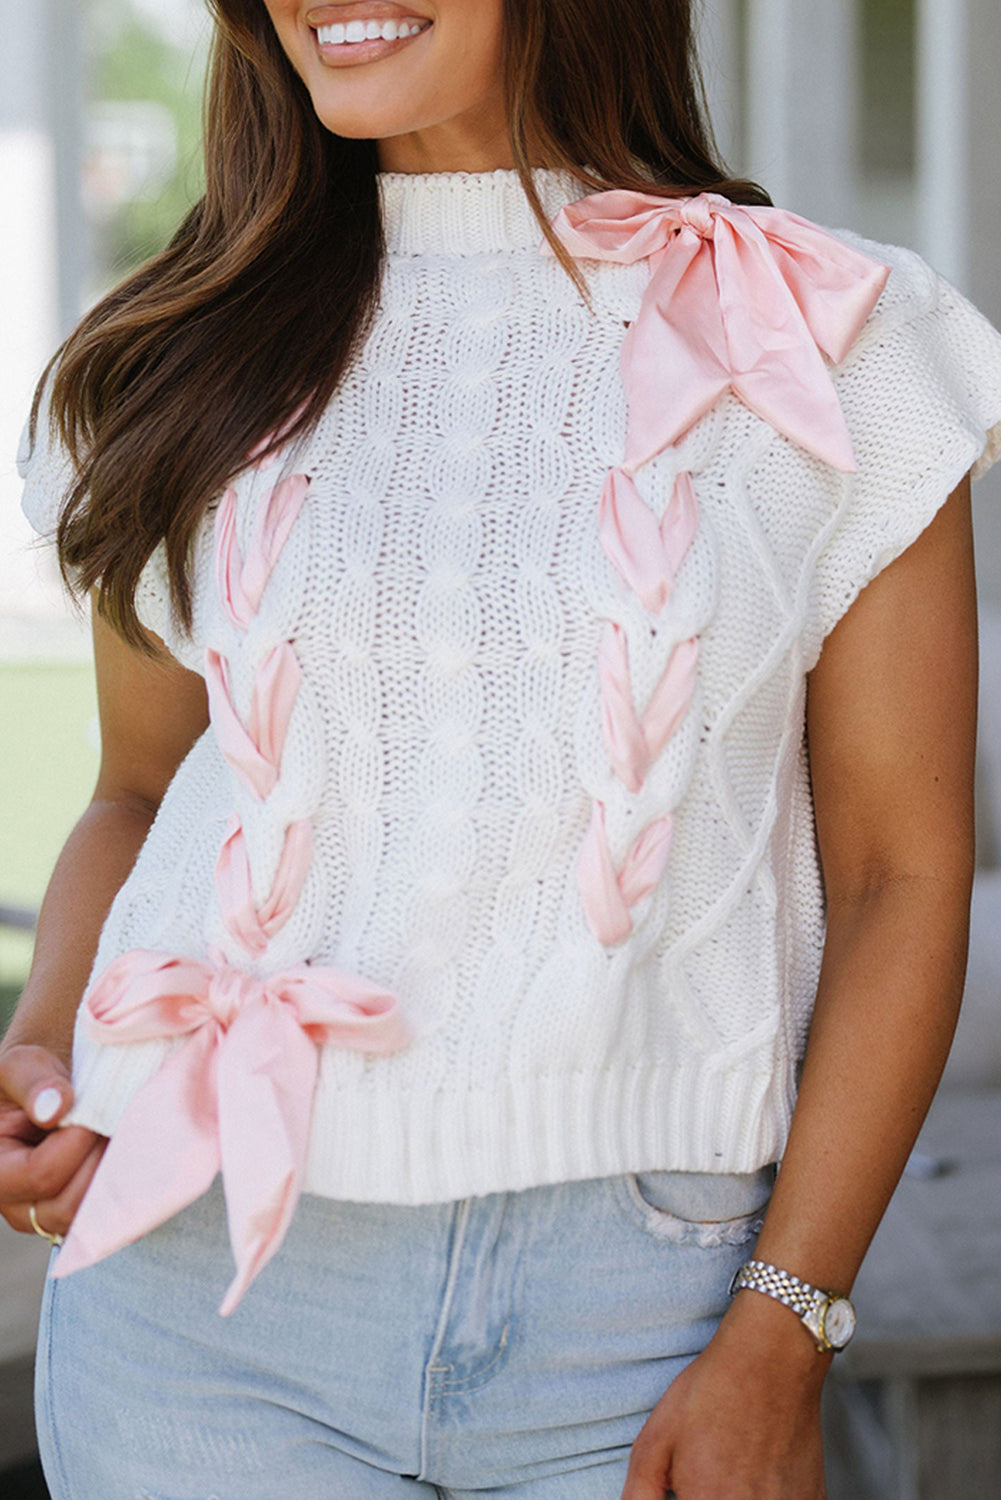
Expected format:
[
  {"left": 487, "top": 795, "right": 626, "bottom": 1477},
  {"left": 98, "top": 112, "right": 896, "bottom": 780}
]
[{"left": 50, "top": 947, "right": 413, "bottom": 1316}]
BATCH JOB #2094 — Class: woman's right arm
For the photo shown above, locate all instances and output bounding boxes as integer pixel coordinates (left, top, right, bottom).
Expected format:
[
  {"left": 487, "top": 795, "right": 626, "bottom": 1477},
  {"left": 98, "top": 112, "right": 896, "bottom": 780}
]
[{"left": 0, "top": 589, "right": 209, "bottom": 1238}]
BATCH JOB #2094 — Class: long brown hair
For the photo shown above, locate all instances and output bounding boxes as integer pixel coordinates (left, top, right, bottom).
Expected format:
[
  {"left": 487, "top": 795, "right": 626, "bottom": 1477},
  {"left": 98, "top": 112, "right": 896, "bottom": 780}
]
[{"left": 30, "top": 0, "right": 770, "bottom": 653}]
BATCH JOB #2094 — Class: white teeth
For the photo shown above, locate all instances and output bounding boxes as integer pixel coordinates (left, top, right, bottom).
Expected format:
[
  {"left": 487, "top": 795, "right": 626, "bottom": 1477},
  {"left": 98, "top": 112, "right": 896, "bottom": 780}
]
[{"left": 315, "top": 17, "right": 430, "bottom": 46}]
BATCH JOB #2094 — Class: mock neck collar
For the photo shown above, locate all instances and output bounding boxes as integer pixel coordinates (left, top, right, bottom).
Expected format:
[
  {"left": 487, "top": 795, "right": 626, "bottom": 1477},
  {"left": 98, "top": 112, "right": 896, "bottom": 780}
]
[{"left": 375, "top": 165, "right": 592, "bottom": 256}]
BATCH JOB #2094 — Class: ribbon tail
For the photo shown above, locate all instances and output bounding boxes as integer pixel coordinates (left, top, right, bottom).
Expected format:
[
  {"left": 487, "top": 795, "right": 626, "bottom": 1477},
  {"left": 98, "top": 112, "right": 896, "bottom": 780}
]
[
  {"left": 621, "top": 239, "right": 732, "bottom": 472},
  {"left": 50, "top": 1024, "right": 221, "bottom": 1278},
  {"left": 713, "top": 213, "right": 862, "bottom": 472},
  {"left": 733, "top": 350, "right": 860, "bottom": 472},
  {"left": 215, "top": 1000, "right": 318, "bottom": 1316},
  {"left": 741, "top": 204, "right": 891, "bottom": 364}
]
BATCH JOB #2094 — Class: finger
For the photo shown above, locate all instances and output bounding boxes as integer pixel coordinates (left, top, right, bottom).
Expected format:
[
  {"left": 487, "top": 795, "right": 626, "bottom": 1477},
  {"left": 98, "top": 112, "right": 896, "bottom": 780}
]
[
  {"left": 620, "top": 1432, "right": 675, "bottom": 1500},
  {"left": 619, "top": 1476, "right": 672, "bottom": 1500},
  {"left": 5, "top": 1137, "right": 108, "bottom": 1239},
  {"left": 0, "top": 1122, "right": 106, "bottom": 1205},
  {"left": 0, "top": 1044, "right": 74, "bottom": 1127}
]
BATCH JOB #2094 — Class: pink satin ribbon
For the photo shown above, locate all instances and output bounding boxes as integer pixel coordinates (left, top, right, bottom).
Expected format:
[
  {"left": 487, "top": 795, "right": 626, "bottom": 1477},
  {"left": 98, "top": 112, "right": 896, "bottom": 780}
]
[
  {"left": 599, "top": 468, "right": 699, "bottom": 614},
  {"left": 50, "top": 946, "right": 412, "bottom": 1315},
  {"left": 599, "top": 625, "right": 700, "bottom": 793},
  {"left": 214, "top": 473, "right": 310, "bottom": 631},
  {"left": 205, "top": 643, "right": 301, "bottom": 801},
  {"left": 215, "top": 814, "right": 314, "bottom": 957},
  {"left": 543, "top": 189, "right": 891, "bottom": 474},
  {"left": 246, "top": 400, "right": 310, "bottom": 470},
  {"left": 547, "top": 187, "right": 891, "bottom": 945},
  {"left": 576, "top": 799, "right": 674, "bottom": 946}
]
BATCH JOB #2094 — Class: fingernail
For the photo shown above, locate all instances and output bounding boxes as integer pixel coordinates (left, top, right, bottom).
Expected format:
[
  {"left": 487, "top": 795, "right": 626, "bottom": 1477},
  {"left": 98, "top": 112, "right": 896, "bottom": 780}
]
[{"left": 33, "top": 1087, "right": 62, "bottom": 1124}]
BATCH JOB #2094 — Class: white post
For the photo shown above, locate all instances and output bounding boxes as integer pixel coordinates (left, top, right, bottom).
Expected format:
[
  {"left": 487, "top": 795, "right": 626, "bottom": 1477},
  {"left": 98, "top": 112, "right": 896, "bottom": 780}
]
[
  {"left": 966, "top": 0, "right": 1001, "bottom": 316},
  {"left": 0, "top": 0, "right": 63, "bottom": 631},
  {"left": 916, "top": 0, "right": 970, "bottom": 290},
  {"left": 698, "top": 0, "right": 743, "bottom": 176},
  {"left": 744, "top": 0, "right": 858, "bottom": 224},
  {"left": 963, "top": 0, "right": 1001, "bottom": 613},
  {"left": 50, "top": 0, "right": 88, "bottom": 337}
]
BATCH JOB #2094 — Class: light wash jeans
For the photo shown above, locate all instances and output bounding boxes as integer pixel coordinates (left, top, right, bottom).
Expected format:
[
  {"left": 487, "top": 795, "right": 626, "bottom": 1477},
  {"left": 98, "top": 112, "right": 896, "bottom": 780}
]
[{"left": 35, "top": 1163, "right": 776, "bottom": 1499}]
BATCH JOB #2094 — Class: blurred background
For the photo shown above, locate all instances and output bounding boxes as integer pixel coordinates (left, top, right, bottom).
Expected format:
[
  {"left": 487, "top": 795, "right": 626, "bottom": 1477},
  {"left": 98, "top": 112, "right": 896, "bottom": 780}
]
[{"left": 1, "top": 2, "right": 1000, "bottom": 1496}]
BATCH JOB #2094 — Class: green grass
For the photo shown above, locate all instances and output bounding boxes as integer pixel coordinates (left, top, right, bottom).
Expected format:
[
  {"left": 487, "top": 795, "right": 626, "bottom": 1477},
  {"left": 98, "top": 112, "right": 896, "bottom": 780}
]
[{"left": 0, "top": 661, "right": 100, "bottom": 1030}]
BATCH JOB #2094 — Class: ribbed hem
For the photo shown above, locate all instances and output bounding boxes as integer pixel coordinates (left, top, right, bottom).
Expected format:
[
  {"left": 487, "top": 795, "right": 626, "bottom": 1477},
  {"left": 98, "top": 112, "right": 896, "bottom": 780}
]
[
  {"left": 376, "top": 165, "right": 592, "bottom": 255},
  {"left": 65, "top": 1041, "right": 793, "bottom": 1205}
]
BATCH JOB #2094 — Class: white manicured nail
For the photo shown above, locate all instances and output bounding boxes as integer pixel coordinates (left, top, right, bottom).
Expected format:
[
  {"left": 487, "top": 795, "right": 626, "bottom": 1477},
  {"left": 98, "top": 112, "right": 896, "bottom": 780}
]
[{"left": 33, "top": 1087, "right": 62, "bottom": 1123}]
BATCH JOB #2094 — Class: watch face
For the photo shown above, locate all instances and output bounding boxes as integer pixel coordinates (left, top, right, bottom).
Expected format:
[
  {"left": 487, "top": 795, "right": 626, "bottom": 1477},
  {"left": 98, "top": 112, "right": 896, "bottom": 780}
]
[{"left": 823, "top": 1297, "right": 856, "bottom": 1348}]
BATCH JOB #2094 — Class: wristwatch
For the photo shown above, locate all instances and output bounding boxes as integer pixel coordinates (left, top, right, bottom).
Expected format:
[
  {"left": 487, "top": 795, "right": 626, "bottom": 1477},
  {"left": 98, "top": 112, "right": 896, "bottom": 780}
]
[{"left": 728, "top": 1258, "right": 857, "bottom": 1353}]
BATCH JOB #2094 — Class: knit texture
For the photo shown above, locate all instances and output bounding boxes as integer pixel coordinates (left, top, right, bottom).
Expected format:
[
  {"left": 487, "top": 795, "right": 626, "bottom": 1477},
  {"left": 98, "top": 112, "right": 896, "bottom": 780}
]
[{"left": 18, "top": 166, "right": 1001, "bottom": 1203}]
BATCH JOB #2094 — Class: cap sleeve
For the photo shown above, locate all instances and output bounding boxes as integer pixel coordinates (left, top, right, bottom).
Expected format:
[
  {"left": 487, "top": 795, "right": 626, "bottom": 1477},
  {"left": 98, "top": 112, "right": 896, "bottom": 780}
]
[
  {"left": 16, "top": 368, "right": 193, "bottom": 663},
  {"left": 17, "top": 367, "right": 77, "bottom": 539},
  {"left": 804, "top": 238, "right": 1001, "bottom": 670}
]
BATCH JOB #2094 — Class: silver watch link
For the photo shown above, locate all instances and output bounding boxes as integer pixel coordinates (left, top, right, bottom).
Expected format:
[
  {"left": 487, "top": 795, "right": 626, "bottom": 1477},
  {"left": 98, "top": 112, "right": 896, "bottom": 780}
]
[{"left": 728, "top": 1258, "right": 857, "bottom": 1353}]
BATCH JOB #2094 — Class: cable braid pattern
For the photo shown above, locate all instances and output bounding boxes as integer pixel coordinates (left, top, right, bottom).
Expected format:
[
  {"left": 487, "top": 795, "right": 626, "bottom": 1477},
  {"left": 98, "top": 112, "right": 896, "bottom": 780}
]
[{"left": 543, "top": 188, "right": 892, "bottom": 947}]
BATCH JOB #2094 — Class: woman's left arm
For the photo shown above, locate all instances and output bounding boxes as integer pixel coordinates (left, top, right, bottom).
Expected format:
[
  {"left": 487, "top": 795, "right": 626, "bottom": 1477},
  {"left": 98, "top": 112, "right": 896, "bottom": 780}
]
[{"left": 623, "top": 469, "right": 979, "bottom": 1500}]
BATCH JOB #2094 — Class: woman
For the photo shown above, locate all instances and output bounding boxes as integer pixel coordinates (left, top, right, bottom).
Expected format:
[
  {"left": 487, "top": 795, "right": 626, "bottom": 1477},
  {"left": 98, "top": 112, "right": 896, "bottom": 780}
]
[{"left": 5, "top": 0, "right": 1001, "bottom": 1495}]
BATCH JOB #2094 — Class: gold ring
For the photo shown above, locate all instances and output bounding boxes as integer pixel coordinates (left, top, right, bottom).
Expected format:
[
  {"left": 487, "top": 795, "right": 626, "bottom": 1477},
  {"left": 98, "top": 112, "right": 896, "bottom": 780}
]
[{"left": 29, "top": 1203, "right": 64, "bottom": 1247}]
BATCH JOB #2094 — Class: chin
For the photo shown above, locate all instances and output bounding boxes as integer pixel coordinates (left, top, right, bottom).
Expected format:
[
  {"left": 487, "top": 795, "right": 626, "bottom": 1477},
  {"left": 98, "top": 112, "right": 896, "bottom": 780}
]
[{"left": 311, "top": 105, "right": 419, "bottom": 141}]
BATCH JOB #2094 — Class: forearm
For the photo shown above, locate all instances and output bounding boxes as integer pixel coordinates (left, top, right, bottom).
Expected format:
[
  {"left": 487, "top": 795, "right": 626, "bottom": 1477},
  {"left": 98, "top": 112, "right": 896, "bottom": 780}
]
[
  {"left": 722, "top": 870, "right": 971, "bottom": 1359},
  {"left": 2, "top": 797, "right": 155, "bottom": 1064},
  {"left": 753, "top": 872, "right": 969, "bottom": 1284}
]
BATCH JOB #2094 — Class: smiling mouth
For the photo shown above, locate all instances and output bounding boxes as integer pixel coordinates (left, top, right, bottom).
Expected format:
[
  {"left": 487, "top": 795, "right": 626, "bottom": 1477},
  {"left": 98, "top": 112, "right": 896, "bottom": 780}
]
[{"left": 311, "top": 15, "right": 433, "bottom": 63}]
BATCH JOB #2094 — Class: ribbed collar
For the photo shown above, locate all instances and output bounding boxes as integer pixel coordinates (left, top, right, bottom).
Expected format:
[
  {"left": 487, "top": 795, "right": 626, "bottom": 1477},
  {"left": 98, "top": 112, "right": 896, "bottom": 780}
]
[{"left": 376, "top": 165, "right": 593, "bottom": 256}]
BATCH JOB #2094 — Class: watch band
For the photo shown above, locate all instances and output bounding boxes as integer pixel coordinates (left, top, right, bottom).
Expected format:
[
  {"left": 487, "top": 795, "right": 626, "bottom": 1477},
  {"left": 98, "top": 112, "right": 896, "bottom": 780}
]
[{"left": 728, "top": 1258, "right": 856, "bottom": 1352}]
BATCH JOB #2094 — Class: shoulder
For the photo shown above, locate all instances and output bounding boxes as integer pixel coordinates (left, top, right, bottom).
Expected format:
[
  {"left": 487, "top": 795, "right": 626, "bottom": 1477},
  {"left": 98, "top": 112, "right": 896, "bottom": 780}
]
[
  {"left": 799, "top": 223, "right": 1001, "bottom": 667},
  {"left": 808, "top": 221, "right": 1001, "bottom": 481}
]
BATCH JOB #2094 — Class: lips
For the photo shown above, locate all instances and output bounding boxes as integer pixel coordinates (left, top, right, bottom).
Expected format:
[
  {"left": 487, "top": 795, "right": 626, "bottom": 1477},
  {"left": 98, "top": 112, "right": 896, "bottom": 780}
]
[
  {"left": 306, "top": 1, "right": 434, "bottom": 59},
  {"left": 306, "top": 2, "right": 433, "bottom": 23}
]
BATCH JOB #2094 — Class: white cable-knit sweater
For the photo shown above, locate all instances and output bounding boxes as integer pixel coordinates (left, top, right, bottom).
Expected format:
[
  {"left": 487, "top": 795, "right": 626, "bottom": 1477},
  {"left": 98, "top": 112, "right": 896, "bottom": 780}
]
[{"left": 19, "top": 166, "right": 1001, "bottom": 1205}]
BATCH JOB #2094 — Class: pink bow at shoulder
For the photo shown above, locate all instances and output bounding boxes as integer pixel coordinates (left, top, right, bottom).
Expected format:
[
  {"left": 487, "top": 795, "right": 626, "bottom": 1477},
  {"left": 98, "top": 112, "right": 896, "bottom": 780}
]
[
  {"left": 542, "top": 188, "right": 891, "bottom": 474},
  {"left": 51, "top": 948, "right": 412, "bottom": 1316}
]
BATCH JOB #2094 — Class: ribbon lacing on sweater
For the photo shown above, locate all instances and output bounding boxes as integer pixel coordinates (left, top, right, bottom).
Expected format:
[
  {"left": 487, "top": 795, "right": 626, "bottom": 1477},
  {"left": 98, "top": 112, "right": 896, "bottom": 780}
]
[
  {"left": 541, "top": 189, "right": 890, "bottom": 945},
  {"left": 50, "top": 187, "right": 890, "bottom": 1312},
  {"left": 52, "top": 438, "right": 413, "bottom": 1316}
]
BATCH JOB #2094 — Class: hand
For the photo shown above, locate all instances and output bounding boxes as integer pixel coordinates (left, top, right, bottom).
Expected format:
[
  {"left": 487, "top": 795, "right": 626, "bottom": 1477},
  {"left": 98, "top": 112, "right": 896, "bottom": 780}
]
[
  {"left": 0, "top": 1042, "right": 107, "bottom": 1241},
  {"left": 621, "top": 1291, "right": 831, "bottom": 1499}
]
